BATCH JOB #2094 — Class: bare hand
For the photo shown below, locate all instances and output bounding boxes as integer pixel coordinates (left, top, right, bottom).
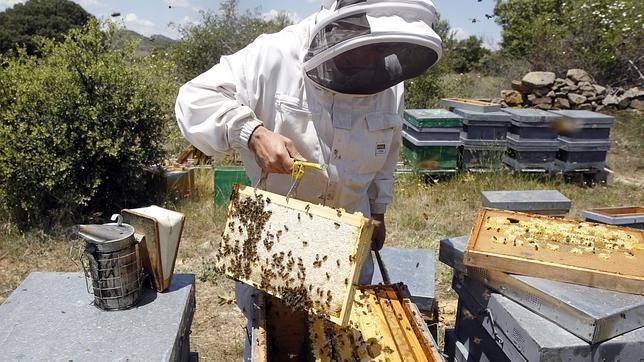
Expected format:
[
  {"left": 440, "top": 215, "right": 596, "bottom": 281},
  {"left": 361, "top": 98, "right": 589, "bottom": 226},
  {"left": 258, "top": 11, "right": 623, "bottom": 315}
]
[
  {"left": 248, "top": 126, "right": 304, "bottom": 174},
  {"left": 371, "top": 213, "right": 386, "bottom": 251}
]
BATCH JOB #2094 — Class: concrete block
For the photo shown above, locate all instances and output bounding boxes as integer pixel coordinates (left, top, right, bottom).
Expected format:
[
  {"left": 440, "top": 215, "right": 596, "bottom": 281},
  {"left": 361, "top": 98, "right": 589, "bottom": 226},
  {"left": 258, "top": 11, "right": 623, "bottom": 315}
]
[
  {"left": 371, "top": 246, "right": 436, "bottom": 313},
  {"left": 0, "top": 272, "right": 195, "bottom": 361},
  {"left": 481, "top": 190, "right": 571, "bottom": 214}
]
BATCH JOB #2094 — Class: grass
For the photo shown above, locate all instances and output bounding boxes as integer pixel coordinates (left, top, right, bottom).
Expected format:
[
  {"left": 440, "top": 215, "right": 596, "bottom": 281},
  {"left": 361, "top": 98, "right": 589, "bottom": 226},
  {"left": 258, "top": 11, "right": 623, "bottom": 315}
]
[{"left": 0, "top": 111, "right": 642, "bottom": 360}]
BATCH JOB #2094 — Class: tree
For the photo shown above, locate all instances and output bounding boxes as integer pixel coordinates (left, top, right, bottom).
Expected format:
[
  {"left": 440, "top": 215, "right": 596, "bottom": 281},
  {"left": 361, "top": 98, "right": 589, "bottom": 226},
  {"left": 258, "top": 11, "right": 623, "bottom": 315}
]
[
  {"left": 0, "top": 0, "right": 92, "bottom": 55},
  {"left": 0, "top": 20, "right": 176, "bottom": 228},
  {"left": 171, "top": 0, "right": 293, "bottom": 82},
  {"left": 494, "top": 0, "right": 643, "bottom": 85},
  {"left": 449, "top": 36, "right": 491, "bottom": 73}
]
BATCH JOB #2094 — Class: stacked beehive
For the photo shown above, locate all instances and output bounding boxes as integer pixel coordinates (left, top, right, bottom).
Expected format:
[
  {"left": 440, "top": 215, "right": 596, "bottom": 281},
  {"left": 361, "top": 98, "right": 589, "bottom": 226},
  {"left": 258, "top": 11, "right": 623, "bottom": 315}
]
[
  {"left": 501, "top": 108, "right": 561, "bottom": 171},
  {"left": 401, "top": 109, "right": 463, "bottom": 173},
  {"left": 453, "top": 108, "right": 512, "bottom": 171},
  {"left": 438, "top": 191, "right": 644, "bottom": 361},
  {"left": 549, "top": 110, "right": 614, "bottom": 172},
  {"left": 440, "top": 235, "right": 644, "bottom": 362}
]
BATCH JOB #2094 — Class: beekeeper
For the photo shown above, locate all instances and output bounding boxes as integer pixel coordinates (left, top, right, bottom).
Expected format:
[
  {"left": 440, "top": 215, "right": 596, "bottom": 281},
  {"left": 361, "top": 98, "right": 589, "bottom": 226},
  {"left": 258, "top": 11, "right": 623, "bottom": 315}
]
[{"left": 176, "top": 0, "right": 441, "bottom": 355}]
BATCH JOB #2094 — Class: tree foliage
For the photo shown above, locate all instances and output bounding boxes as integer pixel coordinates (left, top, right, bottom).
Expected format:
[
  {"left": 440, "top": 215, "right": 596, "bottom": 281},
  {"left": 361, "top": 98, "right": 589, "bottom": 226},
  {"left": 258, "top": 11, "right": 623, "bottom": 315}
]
[
  {"left": 171, "top": 0, "right": 293, "bottom": 82},
  {"left": 494, "top": 0, "right": 643, "bottom": 85},
  {"left": 449, "top": 36, "right": 492, "bottom": 74},
  {"left": 0, "top": 0, "right": 92, "bottom": 55},
  {"left": 0, "top": 20, "right": 176, "bottom": 228}
]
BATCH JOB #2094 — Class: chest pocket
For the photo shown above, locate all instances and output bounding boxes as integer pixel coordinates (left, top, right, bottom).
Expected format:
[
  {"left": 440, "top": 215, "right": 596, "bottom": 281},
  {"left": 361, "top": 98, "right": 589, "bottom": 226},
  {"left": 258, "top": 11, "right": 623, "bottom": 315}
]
[{"left": 344, "top": 112, "right": 401, "bottom": 175}]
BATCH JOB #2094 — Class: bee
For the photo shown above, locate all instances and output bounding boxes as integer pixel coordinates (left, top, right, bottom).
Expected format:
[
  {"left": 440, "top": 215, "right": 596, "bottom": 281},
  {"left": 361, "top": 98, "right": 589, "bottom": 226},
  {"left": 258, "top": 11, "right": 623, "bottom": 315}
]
[
  {"left": 284, "top": 225, "right": 289, "bottom": 232},
  {"left": 344, "top": 278, "right": 348, "bottom": 286},
  {"left": 334, "top": 222, "right": 341, "bottom": 229},
  {"left": 302, "top": 241, "right": 308, "bottom": 247},
  {"left": 297, "top": 213, "right": 301, "bottom": 221},
  {"left": 322, "top": 255, "right": 328, "bottom": 262},
  {"left": 336, "top": 209, "right": 342, "bottom": 217},
  {"left": 326, "top": 272, "right": 330, "bottom": 280},
  {"left": 336, "top": 260, "right": 341, "bottom": 267}
]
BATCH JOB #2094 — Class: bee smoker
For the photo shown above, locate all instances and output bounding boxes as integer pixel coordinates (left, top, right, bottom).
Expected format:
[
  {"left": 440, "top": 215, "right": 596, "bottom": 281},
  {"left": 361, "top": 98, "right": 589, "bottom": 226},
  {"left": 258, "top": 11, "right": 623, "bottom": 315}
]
[{"left": 75, "top": 215, "right": 145, "bottom": 311}]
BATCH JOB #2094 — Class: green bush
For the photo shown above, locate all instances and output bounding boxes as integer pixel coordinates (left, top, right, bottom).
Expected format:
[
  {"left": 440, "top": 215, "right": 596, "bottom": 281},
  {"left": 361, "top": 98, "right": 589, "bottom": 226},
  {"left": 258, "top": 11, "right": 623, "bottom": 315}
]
[{"left": 0, "top": 20, "right": 176, "bottom": 228}]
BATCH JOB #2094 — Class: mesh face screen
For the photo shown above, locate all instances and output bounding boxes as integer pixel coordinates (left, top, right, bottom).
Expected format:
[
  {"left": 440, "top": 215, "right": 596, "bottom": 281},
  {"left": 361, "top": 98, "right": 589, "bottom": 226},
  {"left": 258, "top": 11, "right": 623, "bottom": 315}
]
[{"left": 306, "top": 42, "right": 438, "bottom": 95}]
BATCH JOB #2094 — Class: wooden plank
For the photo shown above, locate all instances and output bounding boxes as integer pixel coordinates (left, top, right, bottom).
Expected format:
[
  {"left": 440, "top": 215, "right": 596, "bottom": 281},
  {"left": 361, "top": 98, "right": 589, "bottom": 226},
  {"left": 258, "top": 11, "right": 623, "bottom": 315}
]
[
  {"left": 384, "top": 290, "right": 426, "bottom": 361},
  {"left": 364, "top": 291, "right": 404, "bottom": 362},
  {"left": 465, "top": 208, "right": 644, "bottom": 295},
  {"left": 252, "top": 293, "right": 268, "bottom": 362},
  {"left": 215, "top": 185, "right": 375, "bottom": 326},
  {"left": 402, "top": 298, "right": 444, "bottom": 362}
]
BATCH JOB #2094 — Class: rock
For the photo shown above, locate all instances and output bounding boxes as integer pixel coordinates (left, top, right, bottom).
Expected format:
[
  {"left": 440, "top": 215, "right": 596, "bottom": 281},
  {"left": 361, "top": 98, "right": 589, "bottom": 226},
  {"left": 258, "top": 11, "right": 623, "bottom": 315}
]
[
  {"left": 554, "top": 98, "right": 571, "bottom": 109},
  {"left": 501, "top": 90, "right": 523, "bottom": 106},
  {"left": 630, "top": 99, "right": 644, "bottom": 110},
  {"left": 568, "top": 93, "right": 588, "bottom": 105},
  {"left": 555, "top": 92, "right": 567, "bottom": 97},
  {"left": 554, "top": 78, "right": 566, "bottom": 87},
  {"left": 535, "top": 104, "right": 553, "bottom": 110},
  {"left": 511, "top": 80, "right": 528, "bottom": 92},
  {"left": 534, "top": 87, "right": 551, "bottom": 97},
  {"left": 565, "top": 78, "right": 577, "bottom": 87},
  {"left": 531, "top": 97, "right": 552, "bottom": 106},
  {"left": 546, "top": 91, "right": 556, "bottom": 98},
  {"left": 522, "top": 71, "right": 556, "bottom": 88},
  {"left": 618, "top": 96, "right": 631, "bottom": 109},
  {"left": 527, "top": 94, "right": 537, "bottom": 102},
  {"left": 587, "top": 96, "right": 598, "bottom": 102},
  {"left": 595, "top": 105, "right": 606, "bottom": 112},
  {"left": 579, "top": 83, "right": 596, "bottom": 93},
  {"left": 567, "top": 69, "right": 593, "bottom": 83},
  {"left": 593, "top": 84, "right": 607, "bottom": 95},
  {"left": 602, "top": 94, "right": 620, "bottom": 107},
  {"left": 623, "top": 87, "right": 644, "bottom": 99},
  {"left": 578, "top": 103, "right": 594, "bottom": 111},
  {"left": 582, "top": 91, "right": 596, "bottom": 98}
]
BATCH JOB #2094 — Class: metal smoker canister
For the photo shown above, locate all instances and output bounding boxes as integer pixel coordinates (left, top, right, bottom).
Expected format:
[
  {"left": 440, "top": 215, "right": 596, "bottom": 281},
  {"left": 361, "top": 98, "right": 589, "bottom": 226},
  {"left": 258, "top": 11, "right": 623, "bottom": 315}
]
[{"left": 77, "top": 216, "right": 143, "bottom": 311}]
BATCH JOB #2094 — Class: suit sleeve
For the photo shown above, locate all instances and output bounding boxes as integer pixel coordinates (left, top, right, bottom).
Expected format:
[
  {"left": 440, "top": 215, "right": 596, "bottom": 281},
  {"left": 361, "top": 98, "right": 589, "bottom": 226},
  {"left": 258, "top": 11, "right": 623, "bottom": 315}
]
[{"left": 174, "top": 42, "right": 263, "bottom": 156}]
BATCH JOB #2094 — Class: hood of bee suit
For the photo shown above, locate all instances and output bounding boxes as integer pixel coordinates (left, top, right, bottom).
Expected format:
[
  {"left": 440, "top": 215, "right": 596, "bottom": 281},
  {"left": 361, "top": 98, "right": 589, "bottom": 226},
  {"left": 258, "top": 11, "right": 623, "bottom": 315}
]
[{"left": 305, "top": 0, "right": 443, "bottom": 95}]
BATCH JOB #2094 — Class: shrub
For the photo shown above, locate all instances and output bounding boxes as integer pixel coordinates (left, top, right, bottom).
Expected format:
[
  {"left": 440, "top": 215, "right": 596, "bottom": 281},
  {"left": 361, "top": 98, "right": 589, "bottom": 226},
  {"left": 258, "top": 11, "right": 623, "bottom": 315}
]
[{"left": 0, "top": 20, "right": 176, "bottom": 228}]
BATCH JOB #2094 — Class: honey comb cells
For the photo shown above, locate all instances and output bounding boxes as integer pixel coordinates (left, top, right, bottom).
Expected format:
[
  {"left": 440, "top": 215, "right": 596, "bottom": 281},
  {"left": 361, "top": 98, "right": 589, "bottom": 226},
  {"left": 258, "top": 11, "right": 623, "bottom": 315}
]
[{"left": 215, "top": 185, "right": 374, "bottom": 325}]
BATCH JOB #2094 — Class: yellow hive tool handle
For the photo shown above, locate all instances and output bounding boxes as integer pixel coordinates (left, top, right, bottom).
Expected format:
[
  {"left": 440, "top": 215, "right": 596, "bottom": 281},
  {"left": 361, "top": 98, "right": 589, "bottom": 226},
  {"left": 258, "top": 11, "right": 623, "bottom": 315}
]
[{"left": 292, "top": 160, "right": 324, "bottom": 181}]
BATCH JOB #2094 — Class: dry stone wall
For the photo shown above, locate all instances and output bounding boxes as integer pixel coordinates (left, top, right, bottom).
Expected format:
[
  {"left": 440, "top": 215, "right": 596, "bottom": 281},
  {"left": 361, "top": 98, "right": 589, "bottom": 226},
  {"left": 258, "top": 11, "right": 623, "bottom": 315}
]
[{"left": 501, "top": 69, "right": 643, "bottom": 112}]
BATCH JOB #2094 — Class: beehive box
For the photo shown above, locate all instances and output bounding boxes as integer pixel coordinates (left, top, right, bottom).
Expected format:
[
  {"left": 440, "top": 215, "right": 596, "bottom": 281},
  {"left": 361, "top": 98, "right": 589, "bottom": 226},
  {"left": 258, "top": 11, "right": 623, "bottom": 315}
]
[
  {"left": 464, "top": 208, "right": 644, "bottom": 295},
  {"left": 308, "top": 285, "right": 444, "bottom": 362},
  {"left": 215, "top": 185, "right": 375, "bottom": 326},
  {"left": 403, "top": 109, "right": 464, "bottom": 129}
]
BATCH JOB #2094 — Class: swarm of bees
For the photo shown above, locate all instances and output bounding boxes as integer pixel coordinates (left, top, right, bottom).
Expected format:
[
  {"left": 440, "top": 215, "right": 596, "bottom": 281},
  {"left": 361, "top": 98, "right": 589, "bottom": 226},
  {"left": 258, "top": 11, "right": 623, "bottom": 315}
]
[
  {"left": 484, "top": 216, "right": 639, "bottom": 260},
  {"left": 215, "top": 188, "right": 360, "bottom": 317}
]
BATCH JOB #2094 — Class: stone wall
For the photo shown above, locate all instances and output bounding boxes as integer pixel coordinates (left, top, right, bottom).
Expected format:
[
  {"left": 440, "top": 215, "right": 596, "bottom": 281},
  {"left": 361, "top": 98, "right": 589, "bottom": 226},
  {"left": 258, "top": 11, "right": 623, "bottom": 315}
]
[{"left": 501, "top": 69, "right": 643, "bottom": 112}]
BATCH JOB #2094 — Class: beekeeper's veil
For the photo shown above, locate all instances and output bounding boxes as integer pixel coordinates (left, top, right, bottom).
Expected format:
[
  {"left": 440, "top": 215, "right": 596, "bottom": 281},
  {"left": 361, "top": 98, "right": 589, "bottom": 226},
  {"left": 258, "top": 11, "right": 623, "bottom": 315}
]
[{"left": 305, "top": 0, "right": 442, "bottom": 95}]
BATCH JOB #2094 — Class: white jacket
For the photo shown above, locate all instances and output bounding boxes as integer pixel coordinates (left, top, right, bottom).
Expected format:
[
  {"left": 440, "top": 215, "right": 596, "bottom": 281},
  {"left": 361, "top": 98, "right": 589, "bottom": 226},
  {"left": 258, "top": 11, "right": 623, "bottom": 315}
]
[
  {"left": 175, "top": 1, "right": 441, "bottom": 217},
  {"left": 176, "top": 21, "right": 404, "bottom": 216}
]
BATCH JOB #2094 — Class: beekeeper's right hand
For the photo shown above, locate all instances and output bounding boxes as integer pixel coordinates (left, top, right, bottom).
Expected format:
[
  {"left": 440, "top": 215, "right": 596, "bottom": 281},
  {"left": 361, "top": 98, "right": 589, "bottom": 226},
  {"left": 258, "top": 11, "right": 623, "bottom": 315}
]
[{"left": 248, "top": 126, "right": 304, "bottom": 174}]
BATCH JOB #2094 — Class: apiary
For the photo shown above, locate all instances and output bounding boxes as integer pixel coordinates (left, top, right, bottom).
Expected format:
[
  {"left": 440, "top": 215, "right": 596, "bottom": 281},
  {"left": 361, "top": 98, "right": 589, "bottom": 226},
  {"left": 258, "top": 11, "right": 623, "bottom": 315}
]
[
  {"left": 583, "top": 206, "right": 644, "bottom": 230},
  {"left": 556, "top": 137, "right": 610, "bottom": 172},
  {"left": 440, "top": 98, "right": 502, "bottom": 113},
  {"left": 215, "top": 185, "right": 375, "bottom": 326},
  {"left": 251, "top": 285, "right": 443, "bottom": 362},
  {"left": 464, "top": 208, "right": 644, "bottom": 295},
  {"left": 440, "top": 234, "right": 644, "bottom": 344}
]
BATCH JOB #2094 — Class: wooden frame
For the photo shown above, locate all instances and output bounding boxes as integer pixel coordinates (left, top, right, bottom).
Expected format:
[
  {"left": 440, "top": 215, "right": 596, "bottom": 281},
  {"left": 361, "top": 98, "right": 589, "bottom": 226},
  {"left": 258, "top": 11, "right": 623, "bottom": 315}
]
[
  {"left": 216, "top": 185, "right": 375, "bottom": 326},
  {"left": 464, "top": 208, "right": 644, "bottom": 295},
  {"left": 308, "top": 284, "right": 444, "bottom": 362}
]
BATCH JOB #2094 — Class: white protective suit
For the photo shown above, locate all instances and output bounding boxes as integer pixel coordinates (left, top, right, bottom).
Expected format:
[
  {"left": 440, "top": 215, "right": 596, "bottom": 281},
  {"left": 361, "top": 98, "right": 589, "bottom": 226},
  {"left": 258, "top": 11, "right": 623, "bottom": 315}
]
[{"left": 175, "top": 0, "right": 441, "bottom": 359}]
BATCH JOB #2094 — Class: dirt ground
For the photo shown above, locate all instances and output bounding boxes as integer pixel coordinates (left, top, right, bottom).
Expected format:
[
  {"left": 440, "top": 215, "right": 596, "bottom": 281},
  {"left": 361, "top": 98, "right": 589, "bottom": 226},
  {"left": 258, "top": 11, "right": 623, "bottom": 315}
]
[{"left": 1, "top": 110, "right": 642, "bottom": 361}]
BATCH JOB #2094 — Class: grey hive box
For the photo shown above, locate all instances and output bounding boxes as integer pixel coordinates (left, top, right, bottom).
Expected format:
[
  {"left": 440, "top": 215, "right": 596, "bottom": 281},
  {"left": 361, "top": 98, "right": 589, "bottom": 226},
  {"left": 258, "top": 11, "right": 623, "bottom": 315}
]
[
  {"left": 453, "top": 108, "right": 513, "bottom": 122},
  {"left": 0, "top": 272, "right": 195, "bottom": 362},
  {"left": 371, "top": 246, "right": 436, "bottom": 313},
  {"left": 502, "top": 108, "right": 560, "bottom": 123},
  {"left": 440, "top": 234, "right": 644, "bottom": 344},
  {"left": 480, "top": 190, "right": 571, "bottom": 215},
  {"left": 454, "top": 274, "right": 593, "bottom": 361}
]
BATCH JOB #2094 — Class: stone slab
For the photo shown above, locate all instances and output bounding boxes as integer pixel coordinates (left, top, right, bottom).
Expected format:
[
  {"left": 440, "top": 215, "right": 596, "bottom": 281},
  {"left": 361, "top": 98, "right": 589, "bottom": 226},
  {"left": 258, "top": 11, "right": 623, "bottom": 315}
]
[
  {"left": 0, "top": 272, "right": 195, "bottom": 362},
  {"left": 371, "top": 246, "right": 436, "bottom": 313},
  {"left": 480, "top": 190, "right": 571, "bottom": 213}
]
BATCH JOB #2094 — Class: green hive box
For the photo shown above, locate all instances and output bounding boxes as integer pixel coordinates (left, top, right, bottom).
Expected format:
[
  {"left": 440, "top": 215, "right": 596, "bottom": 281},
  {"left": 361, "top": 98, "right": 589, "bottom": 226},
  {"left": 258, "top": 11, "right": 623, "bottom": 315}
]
[
  {"left": 403, "top": 109, "right": 464, "bottom": 129},
  {"left": 401, "top": 137, "right": 460, "bottom": 171},
  {"left": 214, "top": 166, "right": 251, "bottom": 207}
]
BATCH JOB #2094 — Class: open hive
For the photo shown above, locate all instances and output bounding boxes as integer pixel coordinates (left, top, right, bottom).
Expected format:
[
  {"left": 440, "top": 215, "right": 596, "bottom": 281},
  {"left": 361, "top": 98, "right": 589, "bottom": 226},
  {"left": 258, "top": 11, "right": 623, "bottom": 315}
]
[
  {"left": 251, "top": 285, "right": 443, "bottom": 362},
  {"left": 215, "top": 185, "right": 375, "bottom": 325},
  {"left": 308, "top": 285, "right": 442, "bottom": 362},
  {"left": 464, "top": 208, "right": 644, "bottom": 295}
]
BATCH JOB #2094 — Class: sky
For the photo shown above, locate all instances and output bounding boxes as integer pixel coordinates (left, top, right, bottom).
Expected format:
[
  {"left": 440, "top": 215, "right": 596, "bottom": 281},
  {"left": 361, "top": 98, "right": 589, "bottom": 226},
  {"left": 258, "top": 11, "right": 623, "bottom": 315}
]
[{"left": 0, "top": 0, "right": 503, "bottom": 49}]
